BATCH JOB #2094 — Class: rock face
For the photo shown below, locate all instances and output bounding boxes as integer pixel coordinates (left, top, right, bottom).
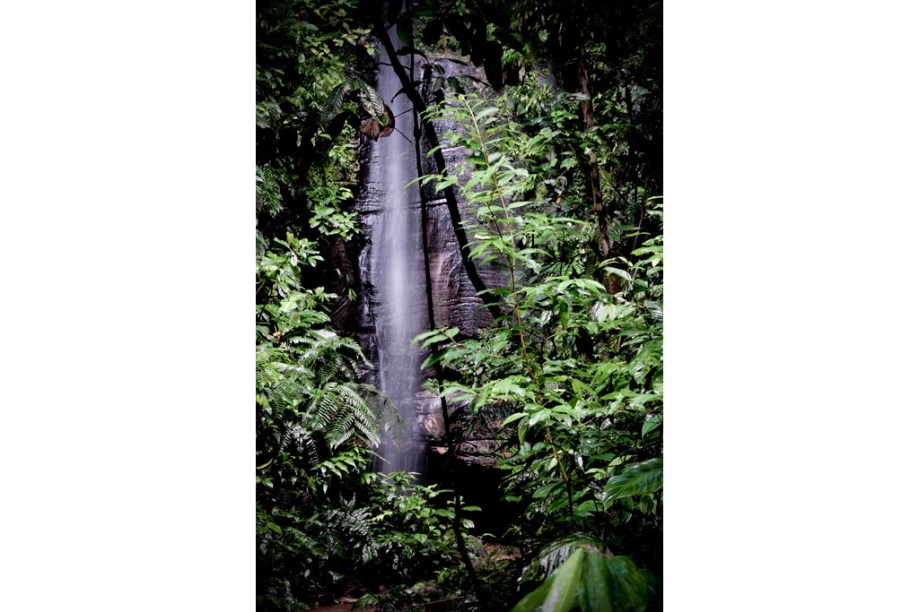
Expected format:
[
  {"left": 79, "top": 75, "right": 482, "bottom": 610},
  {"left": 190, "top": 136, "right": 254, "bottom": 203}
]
[{"left": 349, "top": 54, "right": 505, "bottom": 470}]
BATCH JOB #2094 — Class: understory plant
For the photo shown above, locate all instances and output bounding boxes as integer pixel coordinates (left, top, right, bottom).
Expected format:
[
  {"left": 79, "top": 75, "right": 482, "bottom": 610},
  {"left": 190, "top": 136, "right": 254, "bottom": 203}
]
[
  {"left": 256, "top": 228, "right": 481, "bottom": 610},
  {"left": 510, "top": 534, "right": 661, "bottom": 612},
  {"left": 417, "top": 90, "right": 663, "bottom": 592}
]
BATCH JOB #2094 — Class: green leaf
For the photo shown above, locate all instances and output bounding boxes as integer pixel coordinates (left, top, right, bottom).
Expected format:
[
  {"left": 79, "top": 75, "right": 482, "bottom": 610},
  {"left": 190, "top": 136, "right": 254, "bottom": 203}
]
[
  {"left": 510, "top": 573, "right": 556, "bottom": 612},
  {"left": 543, "top": 548, "right": 584, "bottom": 611},
  {"left": 435, "top": 175, "right": 458, "bottom": 191},
  {"left": 421, "top": 346, "right": 464, "bottom": 369},
  {"left": 639, "top": 493, "right": 651, "bottom": 514},
  {"left": 641, "top": 414, "right": 662, "bottom": 437},
  {"left": 421, "top": 333, "right": 447, "bottom": 348},
  {"left": 528, "top": 409, "right": 550, "bottom": 427},
  {"left": 604, "top": 458, "right": 662, "bottom": 501},
  {"left": 532, "top": 482, "right": 559, "bottom": 499},
  {"left": 640, "top": 569, "right": 662, "bottom": 610},
  {"left": 396, "top": 15, "right": 413, "bottom": 46},
  {"left": 605, "top": 556, "right": 649, "bottom": 612},
  {"left": 488, "top": 376, "right": 527, "bottom": 400},
  {"left": 629, "top": 338, "right": 662, "bottom": 384},
  {"left": 517, "top": 417, "right": 528, "bottom": 445},
  {"left": 511, "top": 548, "right": 584, "bottom": 612},
  {"left": 446, "top": 76, "right": 464, "bottom": 94},
  {"left": 474, "top": 107, "right": 499, "bottom": 123},
  {"left": 578, "top": 551, "right": 613, "bottom": 612}
]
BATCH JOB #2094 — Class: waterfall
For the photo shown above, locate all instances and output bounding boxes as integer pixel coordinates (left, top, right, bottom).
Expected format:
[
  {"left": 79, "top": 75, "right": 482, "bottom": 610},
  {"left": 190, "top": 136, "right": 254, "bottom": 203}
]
[{"left": 368, "top": 30, "right": 427, "bottom": 479}]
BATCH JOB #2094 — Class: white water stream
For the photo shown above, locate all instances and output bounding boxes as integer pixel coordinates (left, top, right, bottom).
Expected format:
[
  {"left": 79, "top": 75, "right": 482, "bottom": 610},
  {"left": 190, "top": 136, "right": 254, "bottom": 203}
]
[{"left": 369, "top": 30, "right": 426, "bottom": 478}]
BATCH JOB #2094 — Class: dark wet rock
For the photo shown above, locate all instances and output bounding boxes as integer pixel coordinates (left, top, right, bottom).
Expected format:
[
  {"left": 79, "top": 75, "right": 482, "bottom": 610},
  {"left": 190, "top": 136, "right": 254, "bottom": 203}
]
[{"left": 348, "top": 56, "right": 506, "bottom": 468}]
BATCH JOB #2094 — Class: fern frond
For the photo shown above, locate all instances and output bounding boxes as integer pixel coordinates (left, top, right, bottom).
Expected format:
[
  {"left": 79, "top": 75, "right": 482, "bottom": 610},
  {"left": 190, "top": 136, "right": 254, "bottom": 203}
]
[
  {"left": 284, "top": 525, "right": 321, "bottom": 557},
  {"left": 336, "top": 384, "right": 380, "bottom": 444},
  {"left": 282, "top": 422, "right": 320, "bottom": 468}
]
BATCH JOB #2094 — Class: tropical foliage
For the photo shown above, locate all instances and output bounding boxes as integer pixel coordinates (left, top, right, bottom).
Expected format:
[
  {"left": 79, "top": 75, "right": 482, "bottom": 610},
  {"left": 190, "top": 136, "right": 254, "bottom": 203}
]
[{"left": 256, "top": 0, "right": 662, "bottom": 609}]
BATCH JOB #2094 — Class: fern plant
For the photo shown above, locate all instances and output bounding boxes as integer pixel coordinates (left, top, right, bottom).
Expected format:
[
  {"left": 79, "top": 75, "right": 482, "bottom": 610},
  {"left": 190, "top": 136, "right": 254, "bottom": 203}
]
[{"left": 256, "top": 225, "right": 409, "bottom": 610}]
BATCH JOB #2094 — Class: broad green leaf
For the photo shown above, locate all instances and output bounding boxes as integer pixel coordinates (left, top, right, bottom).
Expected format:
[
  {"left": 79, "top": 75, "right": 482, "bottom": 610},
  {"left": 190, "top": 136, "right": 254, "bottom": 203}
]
[
  {"left": 604, "top": 266, "right": 633, "bottom": 285},
  {"left": 510, "top": 574, "right": 556, "bottom": 612},
  {"left": 420, "top": 346, "right": 464, "bottom": 369},
  {"left": 641, "top": 414, "right": 662, "bottom": 437},
  {"left": 629, "top": 339, "right": 662, "bottom": 384},
  {"left": 639, "top": 494, "right": 651, "bottom": 514},
  {"left": 640, "top": 569, "right": 662, "bottom": 610},
  {"left": 396, "top": 15, "right": 412, "bottom": 46},
  {"left": 435, "top": 175, "right": 458, "bottom": 191},
  {"left": 604, "top": 458, "right": 662, "bottom": 501},
  {"left": 511, "top": 548, "right": 584, "bottom": 612},
  {"left": 475, "top": 107, "right": 499, "bottom": 123},
  {"left": 543, "top": 548, "right": 584, "bottom": 611},
  {"left": 578, "top": 551, "right": 614, "bottom": 612},
  {"left": 518, "top": 417, "right": 528, "bottom": 445},
  {"left": 488, "top": 376, "right": 528, "bottom": 399},
  {"left": 605, "top": 556, "right": 649, "bottom": 612},
  {"left": 570, "top": 377, "right": 595, "bottom": 400},
  {"left": 533, "top": 482, "right": 561, "bottom": 499},
  {"left": 528, "top": 409, "right": 550, "bottom": 427},
  {"left": 421, "top": 333, "right": 447, "bottom": 348}
]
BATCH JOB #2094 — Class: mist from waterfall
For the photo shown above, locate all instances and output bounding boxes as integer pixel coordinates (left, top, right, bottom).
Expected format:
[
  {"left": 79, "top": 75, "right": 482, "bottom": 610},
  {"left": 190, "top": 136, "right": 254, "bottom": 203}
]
[{"left": 369, "top": 29, "right": 427, "bottom": 479}]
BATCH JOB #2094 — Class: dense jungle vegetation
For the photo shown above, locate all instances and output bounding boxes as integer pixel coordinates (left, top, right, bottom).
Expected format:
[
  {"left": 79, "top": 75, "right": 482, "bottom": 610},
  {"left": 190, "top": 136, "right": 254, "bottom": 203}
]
[{"left": 256, "top": 0, "right": 662, "bottom": 609}]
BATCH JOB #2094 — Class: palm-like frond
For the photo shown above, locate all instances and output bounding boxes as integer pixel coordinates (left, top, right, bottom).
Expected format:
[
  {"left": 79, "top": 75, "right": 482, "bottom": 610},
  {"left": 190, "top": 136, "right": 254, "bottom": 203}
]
[
  {"left": 298, "top": 332, "right": 367, "bottom": 386},
  {"left": 308, "top": 382, "right": 390, "bottom": 448},
  {"left": 258, "top": 324, "right": 401, "bottom": 459}
]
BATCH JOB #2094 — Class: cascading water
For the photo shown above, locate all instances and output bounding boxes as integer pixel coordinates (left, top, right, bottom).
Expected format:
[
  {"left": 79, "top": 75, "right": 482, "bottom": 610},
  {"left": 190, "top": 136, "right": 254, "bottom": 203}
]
[{"left": 368, "top": 30, "right": 427, "bottom": 479}]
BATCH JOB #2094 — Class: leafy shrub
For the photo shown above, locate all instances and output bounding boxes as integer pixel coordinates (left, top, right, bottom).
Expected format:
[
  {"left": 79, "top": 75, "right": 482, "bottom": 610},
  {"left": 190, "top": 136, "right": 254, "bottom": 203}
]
[
  {"left": 417, "top": 90, "right": 664, "bottom": 586},
  {"left": 511, "top": 540, "right": 659, "bottom": 612}
]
